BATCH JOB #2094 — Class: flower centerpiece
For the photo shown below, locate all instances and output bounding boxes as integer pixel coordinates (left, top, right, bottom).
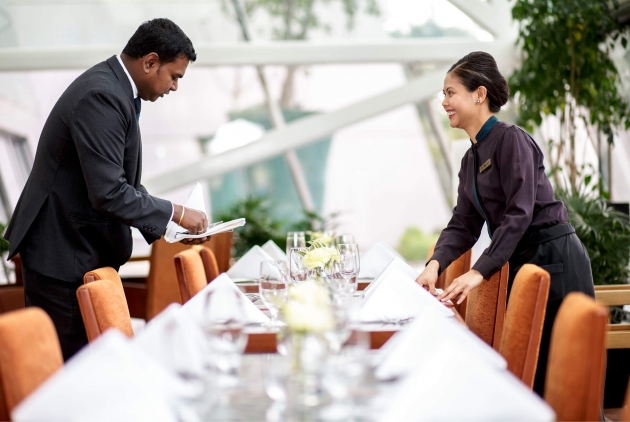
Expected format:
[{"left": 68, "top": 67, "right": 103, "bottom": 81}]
[
  {"left": 306, "top": 231, "right": 335, "bottom": 247},
  {"left": 278, "top": 280, "right": 335, "bottom": 406},
  {"left": 301, "top": 238, "right": 340, "bottom": 281}
]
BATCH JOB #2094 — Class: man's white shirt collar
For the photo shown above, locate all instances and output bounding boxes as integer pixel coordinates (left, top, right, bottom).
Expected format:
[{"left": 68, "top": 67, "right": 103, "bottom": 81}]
[{"left": 116, "top": 55, "right": 138, "bottom": 99}]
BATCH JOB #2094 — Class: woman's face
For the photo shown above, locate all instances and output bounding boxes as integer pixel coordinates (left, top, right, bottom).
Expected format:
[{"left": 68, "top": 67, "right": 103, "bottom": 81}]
[{"left": 442, "top": 72, "right": 478, "bottom": 130}]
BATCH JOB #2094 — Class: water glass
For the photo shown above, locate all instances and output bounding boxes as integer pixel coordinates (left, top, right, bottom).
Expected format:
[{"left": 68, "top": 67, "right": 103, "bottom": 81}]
[
  {"left": 337, "top": 243, "right": 360, "bottom": 294},
  {"left": 259, "top": 260, "right": 289, "bottom": 327},
  {"left": 203, "top": 289, "right": 247, "bottom": 388},
  {"left": 334, "top": 233, "right": 355, "bottom": 246},
  {"left": 289, "top": 247, "right": 309, "bottom": 284},
  {"left": 286, "top": 232, "right": 306, "bottom": 256}
]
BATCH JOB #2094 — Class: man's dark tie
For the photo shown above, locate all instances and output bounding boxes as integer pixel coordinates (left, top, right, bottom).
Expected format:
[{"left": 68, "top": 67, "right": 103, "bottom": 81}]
[{"left": 134, "top": 97, "right": 141, "bottom": 122}]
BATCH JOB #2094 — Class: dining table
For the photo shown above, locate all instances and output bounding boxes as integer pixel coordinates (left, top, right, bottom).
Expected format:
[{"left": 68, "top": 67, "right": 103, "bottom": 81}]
[{"left": 12, "top": 265, "right": 555, "bottom": 421}]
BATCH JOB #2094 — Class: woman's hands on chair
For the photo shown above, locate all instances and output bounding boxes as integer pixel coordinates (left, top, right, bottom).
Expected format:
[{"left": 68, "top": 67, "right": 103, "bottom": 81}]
[
  {"left": 416, "top": 260, "right": 484, "bottom": 305},
  {"left": 439, "top": 270, "right": 483, "bottom": 305}
]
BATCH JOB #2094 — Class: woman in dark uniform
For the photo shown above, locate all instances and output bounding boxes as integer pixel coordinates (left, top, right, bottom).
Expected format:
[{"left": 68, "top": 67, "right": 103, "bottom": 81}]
[{"left": 416, "top": 51, "right": 595, "bottom": 396}]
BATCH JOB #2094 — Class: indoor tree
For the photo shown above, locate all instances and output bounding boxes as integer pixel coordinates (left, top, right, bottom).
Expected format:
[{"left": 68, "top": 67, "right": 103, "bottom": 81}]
[{"left": 509, "top": 0, "right": 630, "bottom": 195}]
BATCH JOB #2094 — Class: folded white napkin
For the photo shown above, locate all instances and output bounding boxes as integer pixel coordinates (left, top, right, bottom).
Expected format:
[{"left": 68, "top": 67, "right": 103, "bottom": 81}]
[
  {"left": 12, "top": 330, "right": 187, "bottom": 422},
  {"left": 358, "top": 241, "right": 406, "bottom": 279},
  {"left": 182, "top": 273, "right": 269, "bottom": 325},
  {"left": 362, "top": 256, "right": 419, "bottom": 293},
  {"left": 134, "top": 303, "right": 209, "bottom": 379},
  {"left": 376, "top": 339, "right": 554, "bottom": 421},
  {"left": 261, "top": 240, "right": 288, "bottom": 262},
  {"left": 165, "top": 182, "right": 206, "bottom": 243},
  {"left": 355, "top": 258, "right": 448, "bottom": 323},
  {"left": 226, "top": 245, "right": 275, "bottom": 281},
  {"left": 374, "top": 310, "right": 506, "bottom": 381}
]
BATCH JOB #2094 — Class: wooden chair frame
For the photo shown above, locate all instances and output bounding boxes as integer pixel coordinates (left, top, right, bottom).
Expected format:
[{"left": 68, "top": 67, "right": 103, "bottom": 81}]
[
  {"left": 76, "top": 287, "right": 101, "bottom": 342},
  {"left": 174, "top": 255, "right": 193, "bottom": 304},
  {"left": 594, "top": 284, "right": 630, "bottom": 349}
]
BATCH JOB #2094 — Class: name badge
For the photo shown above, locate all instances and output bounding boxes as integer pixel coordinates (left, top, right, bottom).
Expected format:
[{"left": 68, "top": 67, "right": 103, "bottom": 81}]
[{"left": 479, "top": 159, "right": 491, "bottom": 173}]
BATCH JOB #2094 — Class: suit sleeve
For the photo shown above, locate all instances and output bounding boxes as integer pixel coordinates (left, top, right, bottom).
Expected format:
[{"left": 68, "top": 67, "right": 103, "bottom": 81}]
[
  {"left": 471, "top": 127, "right": 537, "bottom": 278},
  {"left": 428, "top": 154, "right": 485, "bottom": 275},
  {"left": 70, "top": 90, "right": 172, "bottom": 241}
]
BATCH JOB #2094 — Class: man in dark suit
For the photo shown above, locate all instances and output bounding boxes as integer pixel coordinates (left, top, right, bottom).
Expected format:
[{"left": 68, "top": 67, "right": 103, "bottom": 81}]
[{"left": 4, "top": 18, "right": 209, "bottom": 360}]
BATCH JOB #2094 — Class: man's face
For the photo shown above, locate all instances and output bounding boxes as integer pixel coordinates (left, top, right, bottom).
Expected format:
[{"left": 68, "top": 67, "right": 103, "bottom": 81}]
[{"left": 138, "top": 54, "right": 189, "bottom": 102}]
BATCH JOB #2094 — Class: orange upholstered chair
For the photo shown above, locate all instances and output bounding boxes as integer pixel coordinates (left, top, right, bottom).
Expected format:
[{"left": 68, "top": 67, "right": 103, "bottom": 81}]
[
  {"left": 145, "top": 239, "right": 192, "bottom": 320},
  {"left": 207, "top": 232, "right": 234, "bottom": 273},
  {"left": 174, "top": 249, "right": 208, "bottom": 304},
  {"left": 498, "top": 264, "right": 550, "bottom": 389},
  {"left": 195, "top": 246, "right": 220, "bottom": 283},
  {"left": 76, "top": 279, "right": 134, "bottom": 341},
  {"left": 545, "top": 292, "right": 608, "bottom": 421},
  {"left": 83, "top": 266, "right": 121, "bottom": 284},
  {"left": 464, "top": 263, "right": 509, "bottom": 350},
  {"left": 425, "top": 243, "right": 472, "bottom": 316},
  {"left": 622, "top": 377, "right": 630, "bottom": 422},
  {"left": 0, "top": 308, "right": 63, "bottom": 420}
]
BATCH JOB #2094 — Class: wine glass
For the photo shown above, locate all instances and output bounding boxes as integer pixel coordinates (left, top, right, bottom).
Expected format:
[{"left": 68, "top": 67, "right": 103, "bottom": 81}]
[
  {"left": 203, "top": 289, "right": 247, "bottom": 388},
  {"left": 289, "top": 247, "right": 309, "bottom": 284},
  {"left": 259, "top": 261, "right": 289, "bottom": 328},
  {"left": 337, "top": 244, "right": 360, "bottom": 295},
  {"left": 334, "top": 233, "right": 355, "bottom": 247},
  {"left": 286, "top": 232, "right": 306, "bottom": 257}
]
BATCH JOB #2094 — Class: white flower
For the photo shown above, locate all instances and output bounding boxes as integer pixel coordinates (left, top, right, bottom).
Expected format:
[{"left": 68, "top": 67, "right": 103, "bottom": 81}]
[
  {"left": 289, "top": 280, "right": 330, "bottom": 306},
  {"left": 302, "top": 247, "right": 340, "bottom": 270},
  {"left": 282, "top": 301, "right": 335, "bottom": 333},
  {"left": 282, "top": 280, "right": 334, "bottom": 333}
]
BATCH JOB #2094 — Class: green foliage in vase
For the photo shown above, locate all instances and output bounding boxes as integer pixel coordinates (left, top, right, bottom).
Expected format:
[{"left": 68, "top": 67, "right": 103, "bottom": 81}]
[
  {"left": 509, "top": 0, "right": 630, "bottom": 193},
  {"left": 397, "top": 227, "right": 439, "bottom": 263},
  {"left": 214, "top": 195, "right": 286, "bottom": 259},
  {"left": 556, "top": 188, "right": 630, "bottom": 286}
]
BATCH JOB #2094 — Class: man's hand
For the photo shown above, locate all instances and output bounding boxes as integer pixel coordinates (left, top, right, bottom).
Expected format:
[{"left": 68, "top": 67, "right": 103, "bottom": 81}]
[
  {"left": 438, "top": 269, "right": 484, "bottom": 305},
  {"left": 416, "top": 260, "right": 440, "bottom": 296},
  {"left": 172, "top": 204, "right": 211, "bottom": 245}
]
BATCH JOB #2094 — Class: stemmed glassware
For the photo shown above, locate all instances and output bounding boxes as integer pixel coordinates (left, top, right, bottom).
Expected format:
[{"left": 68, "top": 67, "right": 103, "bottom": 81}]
[
  {"left": 203, "top": 289, "right": 247, "bottom": 389},
  {"left": 289, "top": 247, "right": 309, "bottom": 284},
  {"left": 286, "top": 232, "right": 306, "bottom": 257},
  {"left": 334, "top": 233, "right": 355, "bottom": 247},
  {"left": 259, "top": 260, "right": 289, "bottom": 328},
  {"left": 336, "top": 243, "right": 360, "bottom": 296}
]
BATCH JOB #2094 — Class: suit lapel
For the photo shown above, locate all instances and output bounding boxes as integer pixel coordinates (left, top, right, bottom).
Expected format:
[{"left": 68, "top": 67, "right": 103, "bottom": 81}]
[{"left": 106, "top": 55, "right": 143, "bottom": 188}]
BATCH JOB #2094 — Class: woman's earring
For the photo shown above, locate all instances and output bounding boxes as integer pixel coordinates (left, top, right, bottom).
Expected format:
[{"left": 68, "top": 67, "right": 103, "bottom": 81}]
[{"left": 477, "top": 99, "right": 480, "bottom": 103}]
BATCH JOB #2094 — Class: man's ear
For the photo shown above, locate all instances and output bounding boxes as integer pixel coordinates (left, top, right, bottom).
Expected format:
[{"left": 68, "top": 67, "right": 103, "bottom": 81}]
[{"left": 142, "top": 52, "right": 160, "bottom": 74}]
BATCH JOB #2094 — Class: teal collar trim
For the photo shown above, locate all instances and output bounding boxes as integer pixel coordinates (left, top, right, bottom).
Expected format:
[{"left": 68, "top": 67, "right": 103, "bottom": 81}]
[{"left": 473, "top": 115, "right": 499, "bottom": 144}]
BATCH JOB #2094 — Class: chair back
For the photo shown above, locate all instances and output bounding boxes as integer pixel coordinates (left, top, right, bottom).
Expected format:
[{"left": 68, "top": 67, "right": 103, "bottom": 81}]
[
  {"left": 83, "top": 267, "right": 121, "bottom": 284},
  {"left": 623, "top": 376, "right": 630, "bottom": 422},
  {"left": 0, "top": 308, "right": 63, "bottom": 420},
  {"left": 76, "top": 279, "right": 134, "bottom": 341},
  {"left": 498, "top": 264, "right": 550, "bottom": 388},
  {"left": 464, "top": 263, "right": 509, "bottom": 350},
  {"left": 195, "top": 246, "right": 220, "bottom": 282},
  {"left": 145, "top": 239, "right": 192, "bottom": 320},
  {"left": 544, "top": 292, "right": 608, "bottom": 421},
  {"left": 207, "top": 232, "right": 233, "bottom": 273},
  {"left": 174, "top": 249, "right": 208, "bottom": 303}
]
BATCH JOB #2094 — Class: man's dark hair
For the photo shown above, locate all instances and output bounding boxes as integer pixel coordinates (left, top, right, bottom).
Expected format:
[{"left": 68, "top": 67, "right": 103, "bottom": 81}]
[
  {"left": 448, "top": 51, "right": 509, "bottom": 113},
  {"left": 123, "top": 18, "right": 196, "bottom": 64}
]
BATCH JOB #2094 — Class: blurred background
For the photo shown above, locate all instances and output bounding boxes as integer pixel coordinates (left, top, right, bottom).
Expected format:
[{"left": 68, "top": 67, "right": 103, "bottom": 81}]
[{"left": 0, "top": 0, "right": 629, "bottom": 279}]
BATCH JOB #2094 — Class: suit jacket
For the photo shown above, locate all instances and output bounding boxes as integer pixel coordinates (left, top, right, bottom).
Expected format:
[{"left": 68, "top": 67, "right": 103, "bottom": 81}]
[{"left": 4, "top": 56, "right": 172, "bottom": 282}]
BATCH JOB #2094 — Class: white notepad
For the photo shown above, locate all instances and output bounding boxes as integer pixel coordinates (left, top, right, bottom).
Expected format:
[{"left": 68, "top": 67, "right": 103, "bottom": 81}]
[{"left": 164, "top": 182, "right": 246, "bottom": 243}]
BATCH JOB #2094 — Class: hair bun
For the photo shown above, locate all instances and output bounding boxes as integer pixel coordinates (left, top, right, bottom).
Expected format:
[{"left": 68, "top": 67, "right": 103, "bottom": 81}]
[{"left": 448, "top": 51, "right": 510, "bottom": 113}]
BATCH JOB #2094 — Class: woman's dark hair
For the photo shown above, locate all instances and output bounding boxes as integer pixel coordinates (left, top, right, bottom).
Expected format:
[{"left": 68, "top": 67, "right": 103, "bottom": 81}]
[
  {"left": 448, "top": 51, "right": 509, "bottom": 113},
  {"left": 123, "top": 18, "right": 196, "bottom": 64}
]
